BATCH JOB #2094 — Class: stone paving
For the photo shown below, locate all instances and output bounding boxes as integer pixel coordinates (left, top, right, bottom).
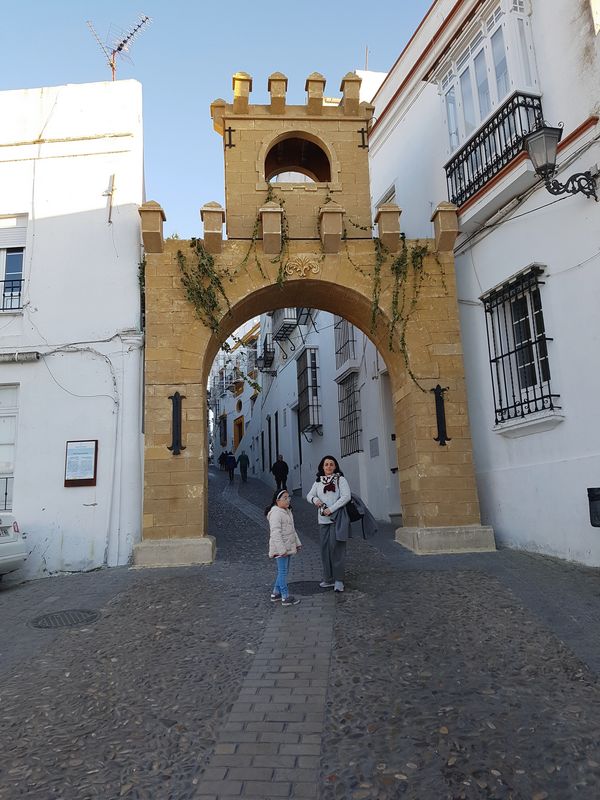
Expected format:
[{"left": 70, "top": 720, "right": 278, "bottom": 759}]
[{"left": 1, "top": 468, "right": 600, "bottom": 798}]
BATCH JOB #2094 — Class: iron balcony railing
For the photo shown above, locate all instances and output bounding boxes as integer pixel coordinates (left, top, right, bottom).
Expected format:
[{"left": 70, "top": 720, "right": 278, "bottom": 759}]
[
  {"left": 271, "top": 307, "right": 298, "bottom": 341},
  {"left": 445, "top": 91, "right": 544, "bottom": 207},
  {"left": 1, "top": 279, "right": 23, "bottom": 311},
  {"left": 258, "top": 334, "right": 275, "bottom": 370}
]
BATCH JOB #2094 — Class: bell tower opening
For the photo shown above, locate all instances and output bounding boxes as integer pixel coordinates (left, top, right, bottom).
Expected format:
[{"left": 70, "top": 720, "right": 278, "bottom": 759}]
[{"left": 265, "top": 136, "right": 331, "bottom": 183}]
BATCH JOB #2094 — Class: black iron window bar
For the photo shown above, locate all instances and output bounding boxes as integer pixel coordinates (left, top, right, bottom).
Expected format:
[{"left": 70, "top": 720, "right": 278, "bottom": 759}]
[
  {"left": 297, "top": 347, "right": 322, "bottom": 438},
  {"left": 0, "top": 476, "right": 13, "bottom": 511},
  {"left": 334, "top": 316, "right": 356, "bottom": 369},
  {"left": 482, "top": 267, "right": 560, "bottom": 425},
  {"left": 338, "top": 373, "right": 363, "bottom": 457},
  {"left": 445, "top": 91, "right": 544, "bottom": 207},
  {"left": 1, "top": 279, "right": 24, "bottom": 311}
]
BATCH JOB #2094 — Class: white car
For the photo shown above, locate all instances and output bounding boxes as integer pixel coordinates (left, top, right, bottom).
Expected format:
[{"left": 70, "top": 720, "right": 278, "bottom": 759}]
[{"left": 0, "top": 514, "right": 26, "bottom": 578}]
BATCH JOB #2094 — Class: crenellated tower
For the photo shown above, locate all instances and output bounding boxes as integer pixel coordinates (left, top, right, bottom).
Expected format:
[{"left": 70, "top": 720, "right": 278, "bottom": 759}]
[{"left": 208, "top": 71, "right": 375, "bottom": 247}]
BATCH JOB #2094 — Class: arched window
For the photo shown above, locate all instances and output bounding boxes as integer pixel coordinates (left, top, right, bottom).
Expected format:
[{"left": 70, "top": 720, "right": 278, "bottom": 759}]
[{"left": 265, "top": 136, "right": 331, "bottom": 183}]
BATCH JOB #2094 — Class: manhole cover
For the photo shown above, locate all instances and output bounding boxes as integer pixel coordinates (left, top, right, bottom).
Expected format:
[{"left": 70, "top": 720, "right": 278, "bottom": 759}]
[{"left": 29, "top": 609, "right": 100, "bottom": 629}]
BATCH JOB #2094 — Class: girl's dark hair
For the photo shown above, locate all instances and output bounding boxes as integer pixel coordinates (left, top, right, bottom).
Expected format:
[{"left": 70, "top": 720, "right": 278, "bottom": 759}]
[
  {"left": 264, "top": 489, "right": 289, "bottom": 516},
  {"left": 316, "top": 455, "right": 343, "bottom": 479}
]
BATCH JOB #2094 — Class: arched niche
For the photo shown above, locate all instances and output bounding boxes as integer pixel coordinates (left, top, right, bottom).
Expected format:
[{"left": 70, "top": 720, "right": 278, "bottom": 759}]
[
  {"left": 256, "top": 130, "right": 342, "bottom": 191},
  {"left": 265, "top": 137, "right": 331, "bottom": 182}
]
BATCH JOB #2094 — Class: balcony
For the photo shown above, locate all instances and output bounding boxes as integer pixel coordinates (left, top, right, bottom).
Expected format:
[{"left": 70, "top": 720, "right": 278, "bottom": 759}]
[
  {"left": 271, "top": 307, "right": 298, "bottom": 341},
  {"left": 1, "top": 279, "right": 23, "bottom": 311},
  {"left": 296, "top": 307, "right": 312, "bottom": 326},
  {"left": 211, "top": 374, "right": 226, "bottom": 397},
  {"left": 445, "top": 92, "right": 544, "bottom": 208},
  {"left": 257, "top": 334, "right": 275, "bottom": 370}
]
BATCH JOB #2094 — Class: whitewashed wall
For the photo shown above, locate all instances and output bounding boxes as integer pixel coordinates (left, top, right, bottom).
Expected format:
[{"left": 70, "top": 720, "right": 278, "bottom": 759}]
[
  {"left": 0, "top": 81, "right": 144, "bottom": 578},
  {"left": 237, "top": 311, "right": 402, "bottom": 523},
  {"left": 369, "top": 0, "right": 600, "bottom": 564}
]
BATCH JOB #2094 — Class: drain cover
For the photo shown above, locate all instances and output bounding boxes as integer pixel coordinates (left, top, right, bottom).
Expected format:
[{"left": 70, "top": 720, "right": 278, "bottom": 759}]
[{"left": 30, "top": 609, "right": 100, "bottom": 629}]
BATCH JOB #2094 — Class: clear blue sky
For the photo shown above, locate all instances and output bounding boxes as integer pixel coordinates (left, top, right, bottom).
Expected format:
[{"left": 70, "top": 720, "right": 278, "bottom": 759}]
[{"left": 3, "top": 1, "right": 432, "bottom": 237}]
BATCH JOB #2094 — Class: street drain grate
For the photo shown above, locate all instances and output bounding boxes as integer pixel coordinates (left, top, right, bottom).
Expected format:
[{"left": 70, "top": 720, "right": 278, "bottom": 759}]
[{"left": 29, "top": 609, "right": 100, "bottom": 629}]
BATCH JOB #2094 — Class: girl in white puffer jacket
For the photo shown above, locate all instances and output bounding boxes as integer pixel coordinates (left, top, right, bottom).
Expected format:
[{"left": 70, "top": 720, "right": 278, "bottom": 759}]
[{"left": 266, "top": 489, "right": 302, "bottom": 606}]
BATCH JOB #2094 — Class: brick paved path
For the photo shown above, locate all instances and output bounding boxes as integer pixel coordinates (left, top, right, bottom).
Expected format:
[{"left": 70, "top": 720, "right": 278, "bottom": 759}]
[{"left": 2, "top": 468, "right": 600, "bottom": 799}]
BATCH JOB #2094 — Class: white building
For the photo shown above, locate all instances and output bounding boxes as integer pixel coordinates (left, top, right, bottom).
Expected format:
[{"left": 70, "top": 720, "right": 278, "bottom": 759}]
[
  {"left": 215, "top": 307, "right": 402, "bottom": 525},
  {"left": 0, "top": 80, "right": 144, "bottom": 579},
  {"left": 208, "top": 319, "right": 260, "bottom": 461},
  {"left": 368, "top": 0, "right": 600, "bottom": 564}
]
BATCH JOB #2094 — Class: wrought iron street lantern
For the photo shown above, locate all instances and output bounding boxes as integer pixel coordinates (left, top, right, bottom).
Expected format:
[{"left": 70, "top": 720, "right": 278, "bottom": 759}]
[{"left": 523, "top": 124, "right": 597, "bottom": 200}]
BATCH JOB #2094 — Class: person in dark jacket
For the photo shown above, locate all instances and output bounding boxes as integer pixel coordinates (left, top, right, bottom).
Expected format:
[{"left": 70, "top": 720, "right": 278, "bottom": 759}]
[
  {"left": 236, "top": 450, "right": 250, "bottom": 482},
  {"left": 226, "top": 452, "right": 237, "bottom": 482},
  {"left": 270, "top": 455, "right": 289, "bottom": 491}
]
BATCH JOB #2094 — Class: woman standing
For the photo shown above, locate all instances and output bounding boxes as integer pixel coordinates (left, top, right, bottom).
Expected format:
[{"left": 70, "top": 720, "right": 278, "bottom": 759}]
[{"left": 306, "top": 455, "right": 351, "bottom": 593}]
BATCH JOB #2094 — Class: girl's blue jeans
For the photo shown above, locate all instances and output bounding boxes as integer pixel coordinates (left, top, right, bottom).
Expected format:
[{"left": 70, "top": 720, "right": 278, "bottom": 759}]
[{"left": 273, "top": 555, "right": 291, "bottom": 599}]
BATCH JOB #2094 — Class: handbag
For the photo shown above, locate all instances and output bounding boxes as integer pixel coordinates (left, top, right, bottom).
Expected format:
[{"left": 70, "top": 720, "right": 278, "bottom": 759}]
[{"left": 346, "top": 499, "right": 363, "bottom": 523}]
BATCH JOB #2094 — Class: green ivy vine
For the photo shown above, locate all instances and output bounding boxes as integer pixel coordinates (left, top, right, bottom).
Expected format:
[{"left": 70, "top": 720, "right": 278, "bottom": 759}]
[
  {"left": 176, "top": 239, "right": 230, "bottom": 334},
  {"left": 174, "top": 191, "right": 441, "bottom": 391}
]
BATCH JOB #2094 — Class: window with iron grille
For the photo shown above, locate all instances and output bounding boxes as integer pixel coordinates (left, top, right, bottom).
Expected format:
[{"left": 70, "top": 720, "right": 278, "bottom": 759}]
[
  {"left": 334, "top": 316, "right": 356, "bottom": 369},
  {"left": 482, "top": 266, "right": 559, "bottom": 425},
  {"left": 297, "top": 347, "right": 321, "bottom": 432},
  {"left": 338, "top": 372, "right": 363, "bottom": 456},
  {"left": 0, "top": 248, "right": 24, "bottom": 311}
]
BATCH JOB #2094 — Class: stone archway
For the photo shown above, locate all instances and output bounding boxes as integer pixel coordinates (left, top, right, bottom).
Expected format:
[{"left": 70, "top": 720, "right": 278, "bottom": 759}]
[{"left": 135, "top": 70, "right": 494, "bottom": 567}]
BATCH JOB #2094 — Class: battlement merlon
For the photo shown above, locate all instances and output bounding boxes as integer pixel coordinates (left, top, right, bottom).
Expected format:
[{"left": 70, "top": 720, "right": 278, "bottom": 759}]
[{"left": 211, "top": 71, "right": 374, "bottom": 132}]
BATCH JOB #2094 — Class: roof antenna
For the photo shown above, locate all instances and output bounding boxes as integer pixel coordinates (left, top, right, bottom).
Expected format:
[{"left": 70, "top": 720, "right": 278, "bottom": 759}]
[
  {"left": 87, "top": 14, "right": 152, "bottom": 81},
  {"left": 365, "top": 45, "right": 369, "bottom": 71}
]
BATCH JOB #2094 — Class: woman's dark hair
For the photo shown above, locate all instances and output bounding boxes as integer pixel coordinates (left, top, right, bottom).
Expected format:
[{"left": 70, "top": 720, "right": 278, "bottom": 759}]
[
  {"left": 264, "top": 489, "right": 290, "bottom": 516},
  {"left": 316, "top": 455, "right": 343, "bottom": 479}
]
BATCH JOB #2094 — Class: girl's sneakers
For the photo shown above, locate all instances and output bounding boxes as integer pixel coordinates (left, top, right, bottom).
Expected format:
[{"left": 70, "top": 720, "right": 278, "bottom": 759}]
[
  {"left": 319, "top": 581, "right": 335, "bottom": 589},
  {"left": 270, "top": 593, "right": 282, "bottom": 602},
  {"left": 281, "top": 596, "right": 300, "bottom": 606}
]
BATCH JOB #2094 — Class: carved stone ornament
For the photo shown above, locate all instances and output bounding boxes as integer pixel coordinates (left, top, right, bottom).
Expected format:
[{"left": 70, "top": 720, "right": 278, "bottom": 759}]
[{"left": 284, "top": 256, "right": 321, "bottom": 278}]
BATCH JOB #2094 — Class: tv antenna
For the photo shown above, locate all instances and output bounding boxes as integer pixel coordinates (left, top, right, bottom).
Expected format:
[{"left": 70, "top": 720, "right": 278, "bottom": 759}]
[{"left": 87, "top": 14, "right": 152, "bottom": 81}]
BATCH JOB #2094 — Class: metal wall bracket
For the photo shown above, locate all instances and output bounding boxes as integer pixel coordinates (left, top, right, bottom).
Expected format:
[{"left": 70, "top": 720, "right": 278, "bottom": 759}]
[
  {"left": 167, "top": 391, "right": 186, "bottom": 455},
  {"left": 357, "top": 127, "right": 369, "bottom": 149},
  {"left": 224, "top": 127, "right": 236, "bottom": 149},
  {"left": 431, "top": 384, "right": 451, "bottom": 446}
]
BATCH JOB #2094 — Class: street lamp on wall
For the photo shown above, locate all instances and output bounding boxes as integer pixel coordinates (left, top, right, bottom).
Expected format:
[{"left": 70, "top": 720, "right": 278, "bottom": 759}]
[{"left": 523, "top": 124, "right": 598, "bottom": 201}]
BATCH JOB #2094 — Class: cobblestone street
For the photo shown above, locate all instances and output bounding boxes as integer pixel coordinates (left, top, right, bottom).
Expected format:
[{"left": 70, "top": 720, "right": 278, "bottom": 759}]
[{"left": 2, "top": 467, "right": 600, "bottom": 799}]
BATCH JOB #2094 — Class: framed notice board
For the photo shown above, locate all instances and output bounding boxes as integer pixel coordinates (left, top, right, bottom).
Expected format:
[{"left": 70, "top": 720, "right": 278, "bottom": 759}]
[{"left": 64, "top": 440, "right": 98, "bottom": 487}]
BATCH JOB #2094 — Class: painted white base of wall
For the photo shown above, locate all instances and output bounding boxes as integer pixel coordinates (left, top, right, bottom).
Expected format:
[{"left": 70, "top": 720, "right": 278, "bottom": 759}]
[{"left": 477, "top": 455, "right": 600, "bottom": 567}]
